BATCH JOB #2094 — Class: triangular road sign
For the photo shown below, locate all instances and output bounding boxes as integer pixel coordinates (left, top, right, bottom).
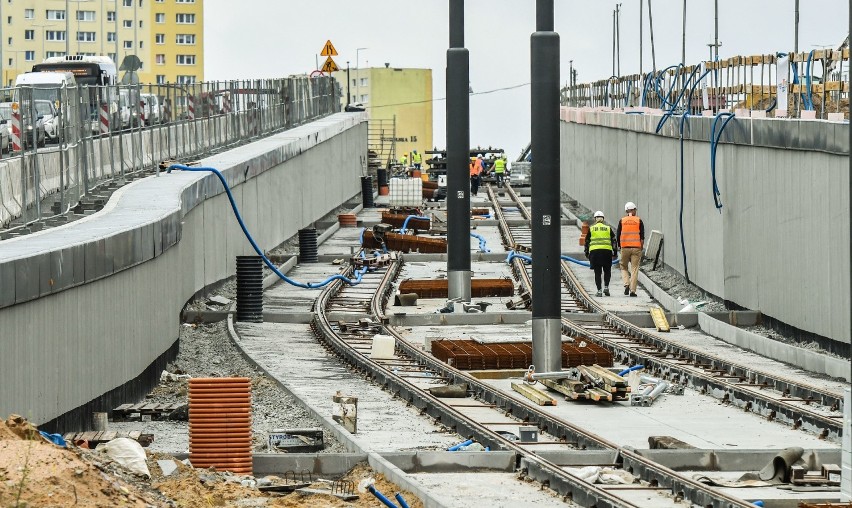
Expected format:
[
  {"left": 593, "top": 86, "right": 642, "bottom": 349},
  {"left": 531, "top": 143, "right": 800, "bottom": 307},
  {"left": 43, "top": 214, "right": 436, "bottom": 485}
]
[
  {"left": 321, "top": 56, "right": 339, "bottom": 73},
  {"left": 320, "top": 40, "right": 338, "bottom": 57}
]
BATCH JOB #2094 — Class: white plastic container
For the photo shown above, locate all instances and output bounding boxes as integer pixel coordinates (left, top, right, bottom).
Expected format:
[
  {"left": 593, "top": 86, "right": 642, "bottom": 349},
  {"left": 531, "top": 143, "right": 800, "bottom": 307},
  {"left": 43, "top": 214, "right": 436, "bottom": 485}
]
[
  {"left": 370, "top": 334, "right": 396, "bottom": 359},
  {"left": 389, "top": 178, "right": 423, "bottom": 207}
]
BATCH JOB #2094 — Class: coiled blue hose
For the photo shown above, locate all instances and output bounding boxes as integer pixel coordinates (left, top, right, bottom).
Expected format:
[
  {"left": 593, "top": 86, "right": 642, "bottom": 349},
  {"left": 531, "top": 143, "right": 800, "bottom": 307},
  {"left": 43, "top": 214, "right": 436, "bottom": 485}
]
[
  {"left": 709, "top": 112, "right": 736, "bottom": 211},
  {"left": 167, "top": 164, "right": 369, "bottom": 289},
  {"left": 399, "top": 214, "right": 431, "bottom": 234},
  {"left": 470, "top": 232, "right": 490, "bottom": 252}
]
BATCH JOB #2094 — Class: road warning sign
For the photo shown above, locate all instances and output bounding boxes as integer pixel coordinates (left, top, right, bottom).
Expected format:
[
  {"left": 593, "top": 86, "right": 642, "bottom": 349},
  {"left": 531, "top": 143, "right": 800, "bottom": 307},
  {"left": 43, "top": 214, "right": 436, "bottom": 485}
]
[
  {"left": 320, "top": 40, "right": 338, "bottom": 57},
  {"left": 321, "top": 56, "right": 339, "bottom": 73}
]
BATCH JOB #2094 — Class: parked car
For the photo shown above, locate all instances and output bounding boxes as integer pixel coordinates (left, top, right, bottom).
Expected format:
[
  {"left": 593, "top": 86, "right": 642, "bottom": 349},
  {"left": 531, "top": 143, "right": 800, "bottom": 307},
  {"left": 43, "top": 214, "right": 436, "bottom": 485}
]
[
  {"left": 35, "top": 100, "right": 58, "bottom": 143},
  {"left": 508, "top": 161, "right": 532, "bottom": 187},
  {"left": 140, "top": 93, "right": 162, "bottom": 125},
  {"left": 0, "top": 102, "right": 45, "bottom": 150}
]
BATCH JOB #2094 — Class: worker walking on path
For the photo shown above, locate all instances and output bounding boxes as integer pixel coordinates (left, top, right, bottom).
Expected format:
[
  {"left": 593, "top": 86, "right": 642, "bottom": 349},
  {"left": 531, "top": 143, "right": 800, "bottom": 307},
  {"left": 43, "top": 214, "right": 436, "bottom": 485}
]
[
  {"left": 585, "top": 211, "right": 618, "bottom": 297},
  {"left": 412, "top": 150, "right": 422, "bottom": 171},
  {"left": 493, "top": 154, "right": 507, "bottom": 187},
  {"left": 469, "top": 155, "right": 483, "bottom": 196},
  {"left": 617, "top": 201, "right": 645, "bottom": 297}
]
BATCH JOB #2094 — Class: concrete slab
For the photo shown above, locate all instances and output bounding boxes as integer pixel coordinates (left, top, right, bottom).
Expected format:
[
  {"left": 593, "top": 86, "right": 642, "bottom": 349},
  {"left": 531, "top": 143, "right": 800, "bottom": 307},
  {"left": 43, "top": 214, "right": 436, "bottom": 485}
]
[{"left": 406, "top": 472, "right": 580, "bottom": 508}]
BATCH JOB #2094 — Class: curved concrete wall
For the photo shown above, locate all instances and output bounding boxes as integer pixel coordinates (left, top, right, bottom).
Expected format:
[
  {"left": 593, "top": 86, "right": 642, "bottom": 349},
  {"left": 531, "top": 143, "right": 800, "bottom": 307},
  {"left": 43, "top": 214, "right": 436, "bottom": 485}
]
[
  {"left": 0, "top": 113, "right": 367, "bottom": 425},
  {"left": 560, "top": 108, "right": 850, "bottom": 355}
]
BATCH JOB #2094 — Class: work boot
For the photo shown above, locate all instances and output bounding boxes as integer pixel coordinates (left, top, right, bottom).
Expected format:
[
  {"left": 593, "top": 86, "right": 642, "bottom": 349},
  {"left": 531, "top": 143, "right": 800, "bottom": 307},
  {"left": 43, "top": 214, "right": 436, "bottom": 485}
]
[
  {"left": 624, "top": 285, "right": 629, "bottom": 295},
  {"left": 595, "top": 289, "right": 603, "bottom": 297},
  {"left": 603, "top": 286, "right": 610, "bottom": 296},
  {"left": 630, "top": 292, "right": 637, "bottom": 297}
]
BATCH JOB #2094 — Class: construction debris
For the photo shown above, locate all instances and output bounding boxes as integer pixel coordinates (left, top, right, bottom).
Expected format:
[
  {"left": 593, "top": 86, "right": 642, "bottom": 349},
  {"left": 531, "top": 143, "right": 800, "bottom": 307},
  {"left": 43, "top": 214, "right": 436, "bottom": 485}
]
[
  {"left": 540, "top": 365, "right": 631, "bottom": 402},
  {"left": 113, "top": 401, "right": 188, "bottom": 421},
  {"left": 63, "top": 430, "right": 155, "bottom": 448},
  {"left": 362, "top": 228, "right": 447, "bottom": 253},
  {"left": 511, "top": 382, "right": 557, "bottom": 406},
  {"left": 431, "top": 339, "right": 613, "bottom": 370},
  {"left": 268, "top": 428, "right": 325, "bottom": 452}
]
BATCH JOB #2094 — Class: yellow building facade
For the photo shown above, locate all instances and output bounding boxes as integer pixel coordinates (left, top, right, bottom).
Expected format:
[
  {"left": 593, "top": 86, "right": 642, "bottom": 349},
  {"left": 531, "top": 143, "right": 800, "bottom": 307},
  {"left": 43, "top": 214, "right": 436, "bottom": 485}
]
[
  {"left": 334, "top": 66, "right": 432, "bottom": 161},
  {"left": 0, "top": 0, "right": 203, "bottom": 86}
]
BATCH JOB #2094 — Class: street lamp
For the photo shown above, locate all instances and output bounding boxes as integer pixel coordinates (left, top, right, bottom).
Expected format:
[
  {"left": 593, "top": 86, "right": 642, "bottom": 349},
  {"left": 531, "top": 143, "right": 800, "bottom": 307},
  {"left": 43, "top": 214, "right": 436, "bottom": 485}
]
[
  {"left": 31, "top": 24, "right": 57, "bottom": 61},
  {"left": 355, "top": 47, "right": 368, "bottom": 104},
  {"left": 65, "top": 0, "right": 93, "bottom": 55}
]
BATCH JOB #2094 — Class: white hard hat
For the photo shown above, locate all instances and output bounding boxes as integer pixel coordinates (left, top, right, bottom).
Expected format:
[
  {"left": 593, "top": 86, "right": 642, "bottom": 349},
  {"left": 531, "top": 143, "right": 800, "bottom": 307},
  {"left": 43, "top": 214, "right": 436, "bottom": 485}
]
[
  {"left": 624, "top": 201, "right": 637, "bottom": 211},
  {"left": 594, "top": 210, "right": 605, "bottom": 218}
]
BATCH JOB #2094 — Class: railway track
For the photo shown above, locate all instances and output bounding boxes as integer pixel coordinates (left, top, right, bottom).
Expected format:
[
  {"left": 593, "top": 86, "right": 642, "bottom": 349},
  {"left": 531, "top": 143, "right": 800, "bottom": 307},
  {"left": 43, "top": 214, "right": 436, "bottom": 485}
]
[
  {"left": 310, "top": 255, "right": 756, "bottom": 507},
  {"left": 488, "top": 183, "right": 845, "bottom": 440}
]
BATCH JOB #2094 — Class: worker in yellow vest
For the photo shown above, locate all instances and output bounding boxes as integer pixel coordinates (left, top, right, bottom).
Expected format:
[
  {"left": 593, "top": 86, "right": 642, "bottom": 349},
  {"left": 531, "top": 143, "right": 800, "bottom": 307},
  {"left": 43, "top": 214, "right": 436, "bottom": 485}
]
[
  {"left": 399, "top": 154, "right": 408, "bottom": 167},
  {"left": 617, "top": 201, "right": 645, "bottom": 297},
  {"left": 584, "top": 210, "right": 618, "bottom": 297},
  {"left": 412, "top": 150, "right": 422, "bottom": 171},
  {"left": 493, "top": 154, "right": 507, "bottom": 186}
]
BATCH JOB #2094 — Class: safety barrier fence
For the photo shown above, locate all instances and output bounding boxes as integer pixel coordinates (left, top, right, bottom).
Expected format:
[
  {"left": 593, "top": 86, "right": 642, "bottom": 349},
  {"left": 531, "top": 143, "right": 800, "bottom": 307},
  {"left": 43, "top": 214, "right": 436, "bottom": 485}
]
[
  {"left": 0, "top": 76, "right": 340, "bottom": 230},
  {"left": 562, "top": 49, "right": 850, "bottom": 119}
]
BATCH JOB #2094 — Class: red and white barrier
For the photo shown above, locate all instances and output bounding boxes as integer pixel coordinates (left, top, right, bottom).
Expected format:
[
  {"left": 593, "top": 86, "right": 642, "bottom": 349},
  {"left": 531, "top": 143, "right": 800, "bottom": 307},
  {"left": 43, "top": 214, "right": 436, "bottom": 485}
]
[
  {"left": 187, "top": 95, "right": 195, "bottom": 120},
  {"left": 11, "top": 107, "right": 21, "bottom": 152},
  {"left": 100, "top": 103, "right": 110, "bottom": 134},
  {"left": 222, "top": 93, "right": 232, "bottom": 114}
]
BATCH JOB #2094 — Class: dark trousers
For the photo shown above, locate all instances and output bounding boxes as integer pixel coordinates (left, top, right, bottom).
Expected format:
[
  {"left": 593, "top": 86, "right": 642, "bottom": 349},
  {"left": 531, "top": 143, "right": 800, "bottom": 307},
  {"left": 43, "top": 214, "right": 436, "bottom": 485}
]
[
  {"left": 470, "top": 175, "right": 480, "bottom": 195},
  {"left": 589, "top": 250, "right": 613, "bottom": 289}
]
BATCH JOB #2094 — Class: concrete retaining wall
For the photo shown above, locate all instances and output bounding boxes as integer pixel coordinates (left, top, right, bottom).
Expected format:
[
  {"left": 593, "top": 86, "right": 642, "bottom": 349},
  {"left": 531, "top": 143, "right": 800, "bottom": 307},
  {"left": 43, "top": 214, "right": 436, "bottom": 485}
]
[
  {"left": 0, "top": 112, "right": 367, "bottom": 426},
  {"left": 560, "top": 108, "right": 850, "bottom": 354}
]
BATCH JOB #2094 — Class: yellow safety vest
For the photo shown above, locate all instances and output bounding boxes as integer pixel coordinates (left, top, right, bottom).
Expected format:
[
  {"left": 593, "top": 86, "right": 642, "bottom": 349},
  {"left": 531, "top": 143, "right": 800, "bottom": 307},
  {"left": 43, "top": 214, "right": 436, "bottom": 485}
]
[
  {"left": 413, "top": 153, "right": 422, "bottom": 164},
  {"left": 494, "top": 159, "right": 506, "bottom": 173},
  {"left": 588, "top": 223, "right": 613, "bottom": 252}
]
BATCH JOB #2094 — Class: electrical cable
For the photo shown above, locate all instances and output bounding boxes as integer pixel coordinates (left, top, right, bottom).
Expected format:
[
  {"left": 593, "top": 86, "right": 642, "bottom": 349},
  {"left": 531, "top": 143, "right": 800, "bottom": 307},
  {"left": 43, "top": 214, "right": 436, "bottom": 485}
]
[
  {"left": 505, "top": 250, "right": 618, "bottom": 268},
  {"left": 366, "top": 82, "right": 530, "bottom": 109},
  {"left": 709, "top": 112, "right": 736, "bottom": 210},
  {"left": 678, "top": 112, "right": 691, "bottom": 283},
  {"left": 805, "top": 50, "right": 815, "bottom": 111},
  {"left": 167, "top": 164, "right": 370, "bottom": 288},
  {"left": 470, "top": 232, "right": 490, "bottom": 253}
]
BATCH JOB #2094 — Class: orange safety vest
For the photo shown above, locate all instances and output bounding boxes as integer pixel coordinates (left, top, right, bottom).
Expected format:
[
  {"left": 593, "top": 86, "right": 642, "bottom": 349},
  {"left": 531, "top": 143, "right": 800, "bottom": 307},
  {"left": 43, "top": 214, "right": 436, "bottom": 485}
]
[
  {"left": 619, "top": 215, "right": 642, "bottom": 248},
  {"left": 470, "top": 160, "right": 482, "bottom": 176}
]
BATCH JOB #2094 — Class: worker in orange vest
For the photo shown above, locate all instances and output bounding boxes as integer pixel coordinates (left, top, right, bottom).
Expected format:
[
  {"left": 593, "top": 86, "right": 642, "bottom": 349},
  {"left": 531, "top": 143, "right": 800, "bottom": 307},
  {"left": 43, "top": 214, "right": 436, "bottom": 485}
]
[
  {"left": 616, "top": 201, "right": 645, "bottom": 297},
  {"left": 469, "top": 155, "right": 484, "bottom": 196}
]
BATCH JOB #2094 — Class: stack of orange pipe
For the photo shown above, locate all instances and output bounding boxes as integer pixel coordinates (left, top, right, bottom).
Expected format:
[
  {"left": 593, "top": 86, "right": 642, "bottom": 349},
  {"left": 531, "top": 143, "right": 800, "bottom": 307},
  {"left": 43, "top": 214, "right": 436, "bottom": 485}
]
[
  {"left": 189, "top": 377, "right": 252, "bottom": 474},
  {"left": 338, "top": 213, "right": 358, "bottom": 227}
]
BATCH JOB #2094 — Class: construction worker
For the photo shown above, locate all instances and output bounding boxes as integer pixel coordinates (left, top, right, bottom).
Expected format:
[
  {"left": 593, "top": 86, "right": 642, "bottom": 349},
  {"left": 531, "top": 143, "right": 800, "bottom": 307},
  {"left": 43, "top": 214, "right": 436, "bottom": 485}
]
[
  {"left": 584, "top": 211, "right": 617, "bottom": 297},
  {"left": 399, "top": 153, "right": 408, "bottom": 167},
  {"left": 412, "top": 150, "right": 422, "bottom": 171},
  {"left": 469, "top": 155, "right": 483, "bottom": 196},
  {"left": 617, "top": 201, "right": 645, "bottom": 297},
  {"left": 493, "top": 154, "right": 507, "bottom": 186}
]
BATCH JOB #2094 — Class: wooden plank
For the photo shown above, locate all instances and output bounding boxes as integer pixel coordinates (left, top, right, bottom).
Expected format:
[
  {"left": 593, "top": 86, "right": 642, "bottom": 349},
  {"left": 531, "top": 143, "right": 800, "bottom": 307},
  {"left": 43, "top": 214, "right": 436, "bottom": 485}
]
[
  {"left": 511, "top": 382, "right": 557, "bottom": 406},
  {"left": 650, "top": 307, "right": 671, "bottom": 332},
  {"left": 541, "top": 379, "right": 581, "bottom": 398}
]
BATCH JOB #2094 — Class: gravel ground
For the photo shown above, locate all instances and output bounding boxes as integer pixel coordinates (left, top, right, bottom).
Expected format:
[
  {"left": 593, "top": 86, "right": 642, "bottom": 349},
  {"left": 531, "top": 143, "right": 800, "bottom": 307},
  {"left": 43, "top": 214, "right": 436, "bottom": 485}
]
[{"left": 111, "top": 313, "right": 346, "bottom": 455}]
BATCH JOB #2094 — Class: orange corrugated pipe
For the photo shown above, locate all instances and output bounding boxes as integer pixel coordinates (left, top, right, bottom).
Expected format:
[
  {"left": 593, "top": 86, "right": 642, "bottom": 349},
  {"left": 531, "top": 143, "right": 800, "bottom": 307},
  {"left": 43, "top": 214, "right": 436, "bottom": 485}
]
[{"left": 189, "top": 377, "right": 252, "bottom": 474}]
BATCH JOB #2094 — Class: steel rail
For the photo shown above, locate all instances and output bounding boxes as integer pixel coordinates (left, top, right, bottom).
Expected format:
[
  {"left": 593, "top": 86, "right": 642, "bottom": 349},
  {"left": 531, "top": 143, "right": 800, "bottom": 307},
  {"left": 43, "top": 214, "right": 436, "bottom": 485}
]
[
  {"left": 311, "top": 258, "right": 754, "bottom": 508},
  {"left": 495, "top": 183, "right": 844, "bottom": 439}
]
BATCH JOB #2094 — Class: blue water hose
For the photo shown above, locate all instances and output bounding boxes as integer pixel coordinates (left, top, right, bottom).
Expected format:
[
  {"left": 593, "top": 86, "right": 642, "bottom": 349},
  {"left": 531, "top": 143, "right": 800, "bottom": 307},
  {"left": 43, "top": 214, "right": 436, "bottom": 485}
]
[
  {"left": 679, "top": 112, "right": 691, "bottom": 283},
  {"left": 709, "top": 113, "right": 736, "bottom": 211},
  {"left": 617, "top": 364, "right": 644, "bottom": 377},
  {"left": 399, "top": 214, "right": 430, "bottom": 234},
  {"left": 448, "top": 439, "right": 474, "bottom": 451},
  {"left": 394, "top": 493, "right": 411, "bottom": 508},
  {"left": 656, "top": 65, "right": 704, "bottom": 133},
  {"left": 804, "top": 50, "right": 815, "bottom": 111},
  {"left": 367, "top": 485, "right": 401, "bottom": 508},
  {"left": 506, "top": 250, "right": 618, "bottom": 268},
  {"left": 167, "top": 164, "right": 369, "bottom": 289},
  {"left": 470, "top": 232, "right": 490, "bottom": 252},
  {"left": 624, "top": 81, "right": 632, "bottom": 108}
]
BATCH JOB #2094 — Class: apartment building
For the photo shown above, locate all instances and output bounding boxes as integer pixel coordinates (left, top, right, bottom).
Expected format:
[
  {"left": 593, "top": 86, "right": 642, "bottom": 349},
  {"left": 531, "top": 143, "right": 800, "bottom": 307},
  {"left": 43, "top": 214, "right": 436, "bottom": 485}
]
[{"left": 0, "top": 0, "right": 203, "bottom": 86}]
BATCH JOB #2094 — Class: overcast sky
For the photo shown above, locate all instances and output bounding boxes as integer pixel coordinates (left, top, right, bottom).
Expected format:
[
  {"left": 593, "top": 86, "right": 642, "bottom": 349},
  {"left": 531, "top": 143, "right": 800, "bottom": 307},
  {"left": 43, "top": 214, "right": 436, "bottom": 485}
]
[{"left": 205, "top": 0, "right": 848, "bottom": 157}]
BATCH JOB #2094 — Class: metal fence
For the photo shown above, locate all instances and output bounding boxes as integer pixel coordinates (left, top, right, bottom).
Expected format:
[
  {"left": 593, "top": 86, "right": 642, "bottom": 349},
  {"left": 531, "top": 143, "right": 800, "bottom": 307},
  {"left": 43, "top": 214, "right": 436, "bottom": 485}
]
[
  {"left": 0, "top": 75, "right": 340, "bottom": 230},
  {"left": 562, "top": 48, "right": 850, "bottom": 119}
]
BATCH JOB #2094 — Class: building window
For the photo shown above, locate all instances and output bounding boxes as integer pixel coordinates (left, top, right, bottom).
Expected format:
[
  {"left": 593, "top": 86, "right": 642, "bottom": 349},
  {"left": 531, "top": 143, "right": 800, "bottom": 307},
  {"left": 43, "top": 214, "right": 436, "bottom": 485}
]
[
  {"left": 138, "top": 20, "right": 143, "bottom": 28},
  {"left": 175, "top": 34, "right": 195, "bottom": 45},
  {"left": 138, "top": 40, "right": 143, "bottom": 48},
  {"left": 156, "top": 75, "right": 165, "bottom": 84},
  {"left": 45, "top": 31, "right": 66, "bottom": 41},
  {"left": 108, "top": 52, "right": 117, "bottom": 61},
  {"left": 76, "top": 11, "right": 95, "bottom": 21},
  {"left": 156, "top": 54, "right": 165, "bottom": 64},
  {"left": 139, "top": 0, "right": 143, "bottom": 6},
  {"left": 360, "top": 94, "right": 369, "bottom": 102},
  {"left": 24, "top": 30, "right": 34, "bottom": 40},
  {"left": 155, "top": 0, "right": 163, "bottom": 2},
  {"left": 46, "top": 51, "right": 67, "bottom": 58},
  {"left": 46, "top": 10, "right": 66, "bottom": 21},
  {"left": 360, "top": 78, "right": 368, "bottom": 86},
  {"left": 155, "top": 13, "right": 165, "bottom": 23},
  {"left": 176, "top": 54, "right": 195, "bottom": 65},
  {"left": 6, "top": 16, "right": 11, "bottom": 24},
  {"left": 175, "top": 13, "right": 195, "bottom": 24},
  {"left": 123, "top": 40, "right": 132, "bottom": 49},
  {"left": 122, "top": 0, "right": 131, "bottom": 6},
  {"left": 123, "top": 20, "right": 132, "bottom": 28},
  {"left": 25, "top": 51, "right": 35, "bottom": 61},
  {"left": 176, "top": 0, "right": 195, "bottom": 3},
  {"left": 107, "top": 11, "right": 116, "bottom": 22},
  {"left": 176, "top": 75, "right": 195, "bottom": 84},
  {"left": 24, "top": 9, "right": 34, "bottom": 19},
  {"left": 107, "top": 32, "right": 116, "bottom": 42},
  {"left": 155, "top": 33, "right": 164, "bottom": 44},
  {"left": 77, "top": 32, "right": 96, "bottom": 42}
]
